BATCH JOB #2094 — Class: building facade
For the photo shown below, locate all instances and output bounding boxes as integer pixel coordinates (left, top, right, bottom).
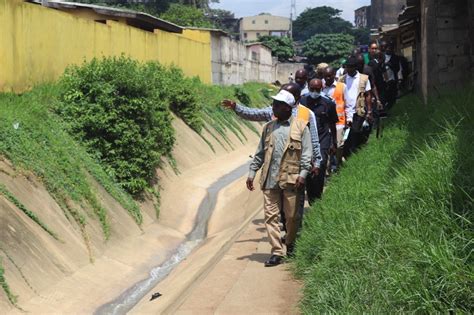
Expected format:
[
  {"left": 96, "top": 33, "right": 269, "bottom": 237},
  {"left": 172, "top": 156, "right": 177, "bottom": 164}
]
[
  {"left": 381, "top": 0, "right": 473, "bottom": 102},
  {"left": 239, "top": 14, "right": 290, "bottom": 42},
  {"left": 355, "top": 5, "right": 372, "bottom": 28},
  {"left": 371, "top": 0, "right": 406, "bottom": 28}
]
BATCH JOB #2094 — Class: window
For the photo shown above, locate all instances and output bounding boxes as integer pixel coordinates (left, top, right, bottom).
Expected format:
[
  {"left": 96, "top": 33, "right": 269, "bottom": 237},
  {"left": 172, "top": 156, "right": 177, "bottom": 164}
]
[
  {"left": 265, "top": 20, "right": 268, "bottom": 24},
  {"left": 252, "top": 20, "right": 256, "bottom": 24},
  {"left": 256, "top": 32, "right": 260, "bottom": 37},
  {"left": 252, "top": 51, "right": 258, "bottom": 61},
  {"left": 244, "top": 32, "right": 247, "bottom": 38}
]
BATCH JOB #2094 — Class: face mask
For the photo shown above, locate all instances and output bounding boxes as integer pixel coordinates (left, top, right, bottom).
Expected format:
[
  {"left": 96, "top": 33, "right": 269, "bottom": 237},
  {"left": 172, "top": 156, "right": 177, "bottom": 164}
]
[{"left": 310, "top": 92, "right": 320, "bottom": 99}]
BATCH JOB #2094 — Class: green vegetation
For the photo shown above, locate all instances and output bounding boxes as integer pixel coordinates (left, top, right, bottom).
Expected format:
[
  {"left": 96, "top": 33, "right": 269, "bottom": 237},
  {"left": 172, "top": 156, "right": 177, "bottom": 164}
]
[
  {"left": 57, "top": 56, "right": 271, "bottom": 195},
  {"left": 0, "top": 56, "right": 270, "bottom": 248},
  {"left": 0, "top": 184, "right": 59, "bottom": 240},
  {"left": 293, "top": 89, "right": 473, "bottom": 312},
  {"left": 292, "top": 6, "right": 353, "bottom": 42},
  {"left": 0, "top": 260, "right": 17, "bottom": 306},
  {"left": 257, "top": 36, "right": 295, "bottom": 61},
  {"left": 160, "top": 3, "right": 214, "bottom": 27},
  {"left": 0, "top": 85, "right": 141, "bottom": 243},
  {"left": 302, "top": 33, "right": 354, "bottom": 65},
  {"left": 58, "top": 57, "right": 175, "bottom": 196}
]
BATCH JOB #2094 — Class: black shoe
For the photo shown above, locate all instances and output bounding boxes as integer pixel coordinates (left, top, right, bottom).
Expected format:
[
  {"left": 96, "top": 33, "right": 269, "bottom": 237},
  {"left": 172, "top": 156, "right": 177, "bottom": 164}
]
[
  {"left": 264, "top": 255, "right": 283, "bottom": 267},
  {"left": 286, "top": 243, "right": 295, "bottom": 258}
]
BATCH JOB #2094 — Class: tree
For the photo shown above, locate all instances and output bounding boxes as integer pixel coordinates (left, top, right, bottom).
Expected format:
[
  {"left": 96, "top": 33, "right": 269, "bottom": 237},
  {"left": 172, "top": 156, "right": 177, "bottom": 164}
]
[
  {"left": 258, "top": 35, "right": 294, "bottom": 61},
  {"left": 160, "top": 3, "right": 215, "bottom": 27},
  {"left": 350, "top": 28, "right": 371, "bottom": 45},
  {"left": 208, "top": 9, "right": 239, "bottom": 35},
  {"left": 292, "top": 6, "right": 352, "bottom": 41},
  {"left": 75, "top": 0, "right": 219, "bottom": 15},
  {"left": 302, "top": 33, "right": 354, "bottom": 65}
]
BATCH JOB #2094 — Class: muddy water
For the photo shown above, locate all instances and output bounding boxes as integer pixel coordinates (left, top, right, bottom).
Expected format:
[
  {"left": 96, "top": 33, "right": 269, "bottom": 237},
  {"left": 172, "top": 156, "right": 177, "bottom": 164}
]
[{"left": 95, "top": 162, "right": 250, "bottom": 315}]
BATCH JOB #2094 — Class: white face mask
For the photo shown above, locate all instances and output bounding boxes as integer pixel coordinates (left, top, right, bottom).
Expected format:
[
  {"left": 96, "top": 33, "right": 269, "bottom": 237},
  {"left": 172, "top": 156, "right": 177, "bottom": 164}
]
[{"left": 310, "top": 91, "right": 320, "bottom": 99}]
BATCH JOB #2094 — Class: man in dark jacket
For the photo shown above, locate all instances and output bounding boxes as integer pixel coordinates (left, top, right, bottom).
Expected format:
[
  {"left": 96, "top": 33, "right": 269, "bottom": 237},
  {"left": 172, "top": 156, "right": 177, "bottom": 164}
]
[
  {"left": 381, "top": 41, "right": 401, "bottom": 109},
  {"left": 299, "top": 79, "right": 338, "bottom": 203}
]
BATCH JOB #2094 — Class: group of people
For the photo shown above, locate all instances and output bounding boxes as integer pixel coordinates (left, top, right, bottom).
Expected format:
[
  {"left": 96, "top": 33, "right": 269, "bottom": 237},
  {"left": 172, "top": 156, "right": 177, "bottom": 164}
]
[{"left": 222, "top": 40, "right": 403, "bottom": 267}]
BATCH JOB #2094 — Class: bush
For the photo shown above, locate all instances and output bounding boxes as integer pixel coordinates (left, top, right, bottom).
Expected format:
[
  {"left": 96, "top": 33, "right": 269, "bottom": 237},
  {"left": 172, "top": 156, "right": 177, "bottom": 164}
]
[
  {"left": 159, "top": 66, "right": 204, "bottom": 132},
  {"left": 57, "top": 56, "right": 175, "bottom": 195}
]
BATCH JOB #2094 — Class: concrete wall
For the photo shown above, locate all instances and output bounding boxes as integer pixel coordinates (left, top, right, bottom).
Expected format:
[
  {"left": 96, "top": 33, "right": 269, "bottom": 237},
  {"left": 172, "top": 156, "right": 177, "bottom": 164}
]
[
  {"left": 420, "top": 0, "right": 473, "bottom": 100},
  {"left": 211, "top": 34, "right": 276, "bottom": 85},
  {"left": 0, "top": 0, "right": 212, "bottom": 92},
  {"left": 274, "top": 62, "right": 306, "bottom": 85},
  {"left": 371, "top": 0, "right": 406, "bottom": 28}
]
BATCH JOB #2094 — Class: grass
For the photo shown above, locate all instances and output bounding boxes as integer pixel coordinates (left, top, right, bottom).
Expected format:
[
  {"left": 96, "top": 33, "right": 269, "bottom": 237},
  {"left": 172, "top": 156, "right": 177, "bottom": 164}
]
[
  {"left": 0, "top": 184, "right": 60, "bottom": 240},
  {"left": 0, "top": 260, "right": 17, "bottom": 307},
  {"left": 197, "top": 82, "right": 275, "bottom": 150},
  {"left": 0, "top": 85, "right": 142, "bottom": 241},
  {"left": 293, "top": 87, "right": 474, "bottom": 313}
]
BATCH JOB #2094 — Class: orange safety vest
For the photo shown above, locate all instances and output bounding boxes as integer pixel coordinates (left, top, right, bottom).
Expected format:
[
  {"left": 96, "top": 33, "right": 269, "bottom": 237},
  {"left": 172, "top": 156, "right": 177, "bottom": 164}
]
[
  {"left": 332, "top": 82, "right": 346, "bottom": 126},
  {"left": 271, "top": 104, "right": 311, "bottom": 122},
  {"left": 296, "top": 104, "right": 311, "bottom": 123}
]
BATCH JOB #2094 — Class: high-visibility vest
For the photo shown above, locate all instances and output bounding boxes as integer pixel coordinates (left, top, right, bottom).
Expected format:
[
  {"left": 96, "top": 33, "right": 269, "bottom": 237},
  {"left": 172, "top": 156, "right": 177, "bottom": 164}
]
[
  {"left": 271, "top": 104, "right": 310, "bottom": 122},
  {"left": 296, "top": 104, "right": 311, "bottom": 123},
  {"left": 332, "top": 82, "right": 346, "bottom": 126}
]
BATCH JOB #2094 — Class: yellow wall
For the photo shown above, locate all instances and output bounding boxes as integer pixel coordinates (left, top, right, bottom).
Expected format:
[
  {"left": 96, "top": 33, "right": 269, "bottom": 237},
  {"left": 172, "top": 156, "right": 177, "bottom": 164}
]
[{"left": 0, "top": 0, "right": 212, "bottom": 92}]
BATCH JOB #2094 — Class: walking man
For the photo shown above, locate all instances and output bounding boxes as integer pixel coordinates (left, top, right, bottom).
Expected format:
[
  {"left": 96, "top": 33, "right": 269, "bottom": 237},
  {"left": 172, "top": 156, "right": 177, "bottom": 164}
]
[
  {"left": 299, "top": 79, "right": 338, "bottom": 203},
  {"left": 322, "top": 67, "right": 346, "bottom": 169},
  {"left": 339, "top": 56, "right": 372, "bottom": 156},
  {"left": 246, "top": 89, "right": 312, "bottom": 266}
]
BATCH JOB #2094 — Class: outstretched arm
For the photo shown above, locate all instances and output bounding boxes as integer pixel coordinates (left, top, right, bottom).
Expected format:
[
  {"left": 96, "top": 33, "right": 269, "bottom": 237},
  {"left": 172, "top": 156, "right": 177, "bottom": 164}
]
[{"left": 222, "top": 99, "right": 273, "bottom": 122}]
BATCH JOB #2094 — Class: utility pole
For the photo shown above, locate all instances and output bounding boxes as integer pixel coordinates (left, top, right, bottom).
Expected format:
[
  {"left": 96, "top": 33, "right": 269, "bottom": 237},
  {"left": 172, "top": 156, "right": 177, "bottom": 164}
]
[{"left": 289, "top": 0, "right": 296, "bottom": 39}]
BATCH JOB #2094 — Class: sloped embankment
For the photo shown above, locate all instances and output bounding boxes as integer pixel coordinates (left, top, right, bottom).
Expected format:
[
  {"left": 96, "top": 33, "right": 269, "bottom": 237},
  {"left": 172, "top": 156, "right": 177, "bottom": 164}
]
[
  {"left": 294, "top": 89, "right": 473, "bottom": 313},
  {"left": 0, "top": 78, "right": 271, "bottom": 312}
]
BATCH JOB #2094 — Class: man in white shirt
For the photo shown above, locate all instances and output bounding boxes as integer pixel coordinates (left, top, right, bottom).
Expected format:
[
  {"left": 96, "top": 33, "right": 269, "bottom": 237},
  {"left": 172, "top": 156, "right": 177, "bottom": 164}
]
[
  {"left": 335, "top": 58, "right": 346, "bottom": 80},
  {"left": 339, "top": 56, "right": 372, "bottom": 155}
]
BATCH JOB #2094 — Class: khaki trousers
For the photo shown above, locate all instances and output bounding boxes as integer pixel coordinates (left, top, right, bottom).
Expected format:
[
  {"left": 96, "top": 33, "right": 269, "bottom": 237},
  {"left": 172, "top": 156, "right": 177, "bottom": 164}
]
[{"left": 263, "top": 187, "right": 299, "bottom": 256}]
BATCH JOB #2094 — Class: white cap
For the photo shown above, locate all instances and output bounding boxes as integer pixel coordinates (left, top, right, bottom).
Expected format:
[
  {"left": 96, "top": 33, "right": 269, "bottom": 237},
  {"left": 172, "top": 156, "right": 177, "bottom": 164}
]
[{"left": 271, "top": 90, "right": 296, "bottom": 107}]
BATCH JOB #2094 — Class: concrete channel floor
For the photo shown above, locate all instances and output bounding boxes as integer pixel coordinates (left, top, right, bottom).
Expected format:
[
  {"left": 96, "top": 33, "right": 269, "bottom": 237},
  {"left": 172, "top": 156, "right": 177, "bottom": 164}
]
[{"left": 174, "top": 211, "right": 302, "bottom": 315}]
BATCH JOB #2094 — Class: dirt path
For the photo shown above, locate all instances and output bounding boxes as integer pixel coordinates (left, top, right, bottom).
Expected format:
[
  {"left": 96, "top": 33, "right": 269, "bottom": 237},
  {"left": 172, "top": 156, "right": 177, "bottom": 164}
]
[
  {"left": 175, "top": 212, "right": 302, "bottom": 315},
  {"left": 131, "top": 211, "right": 302, "bottom": 315}
]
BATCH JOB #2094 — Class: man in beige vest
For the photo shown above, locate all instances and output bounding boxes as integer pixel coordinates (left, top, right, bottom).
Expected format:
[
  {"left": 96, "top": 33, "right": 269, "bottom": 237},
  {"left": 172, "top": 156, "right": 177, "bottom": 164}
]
[{"left": 246, "top": 90, "right": 312, "bottom": 267}]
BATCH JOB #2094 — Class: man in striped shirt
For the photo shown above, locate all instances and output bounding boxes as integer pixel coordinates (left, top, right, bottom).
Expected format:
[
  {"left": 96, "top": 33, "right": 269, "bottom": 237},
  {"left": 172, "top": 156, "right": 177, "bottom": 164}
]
[{"left": 221, "top": 83, "right": 322, "bottom": 169}]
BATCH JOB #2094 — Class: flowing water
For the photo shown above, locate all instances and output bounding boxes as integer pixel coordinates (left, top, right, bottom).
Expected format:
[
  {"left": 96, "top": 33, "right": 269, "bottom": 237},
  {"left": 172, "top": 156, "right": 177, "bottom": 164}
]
[{"left": 95, "top": 162, "right": 250, "bottom": 315}]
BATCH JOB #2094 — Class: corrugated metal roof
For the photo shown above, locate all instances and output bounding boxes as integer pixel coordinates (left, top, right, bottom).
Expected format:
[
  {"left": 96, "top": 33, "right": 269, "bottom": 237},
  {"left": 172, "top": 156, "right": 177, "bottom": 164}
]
[{"left": 27, "top": 0, "right": 183, "bottom": 33}]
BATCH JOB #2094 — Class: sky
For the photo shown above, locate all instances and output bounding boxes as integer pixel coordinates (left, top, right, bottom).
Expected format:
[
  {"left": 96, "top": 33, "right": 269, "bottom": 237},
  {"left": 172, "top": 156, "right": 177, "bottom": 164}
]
[{"left": 210, "top": 0, "right": 371, "bottom": 25}]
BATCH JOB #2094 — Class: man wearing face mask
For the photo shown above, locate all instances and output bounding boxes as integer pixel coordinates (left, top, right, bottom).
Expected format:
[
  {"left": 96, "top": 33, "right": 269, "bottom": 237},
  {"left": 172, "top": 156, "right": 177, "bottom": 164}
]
[
  {"left": 339, "top": 56, "right": 372, "bottom": 156},
  {"left": 299, "top": 79, "right": 338, "bottom": 203},
  {"left": 246, "top": 90, "right": 312, "bottom": 266}
]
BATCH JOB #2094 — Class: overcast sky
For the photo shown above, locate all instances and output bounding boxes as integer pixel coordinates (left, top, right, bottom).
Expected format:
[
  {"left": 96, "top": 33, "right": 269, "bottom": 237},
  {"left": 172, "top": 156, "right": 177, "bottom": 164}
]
[{"left": 211, "top": 0, "right": 371, "bottom": 25}]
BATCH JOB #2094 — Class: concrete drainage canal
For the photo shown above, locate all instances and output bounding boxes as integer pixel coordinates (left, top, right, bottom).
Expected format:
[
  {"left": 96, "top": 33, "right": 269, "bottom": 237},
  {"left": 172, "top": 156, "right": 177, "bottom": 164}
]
[{"left": 94, "top": 162, "right": 250, "bottom": 315}]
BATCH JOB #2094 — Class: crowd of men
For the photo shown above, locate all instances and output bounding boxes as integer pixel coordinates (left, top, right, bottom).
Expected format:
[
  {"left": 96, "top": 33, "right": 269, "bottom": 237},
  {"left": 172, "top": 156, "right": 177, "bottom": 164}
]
[{"left": 222, "top": 40, "right": 404, "bottom": 267}]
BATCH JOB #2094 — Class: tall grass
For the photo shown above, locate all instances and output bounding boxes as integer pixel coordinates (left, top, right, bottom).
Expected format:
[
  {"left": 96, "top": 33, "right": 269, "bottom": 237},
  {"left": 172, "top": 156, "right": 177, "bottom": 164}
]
[{"left": 293, "top": 88, "right": 473, "bottom": 312}]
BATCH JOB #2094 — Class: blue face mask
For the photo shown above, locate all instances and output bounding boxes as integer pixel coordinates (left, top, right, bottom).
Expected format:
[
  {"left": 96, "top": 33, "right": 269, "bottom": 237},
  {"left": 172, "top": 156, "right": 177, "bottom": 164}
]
[{"left": 310, "top": 91, "right": 320, "bottom": 99}]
